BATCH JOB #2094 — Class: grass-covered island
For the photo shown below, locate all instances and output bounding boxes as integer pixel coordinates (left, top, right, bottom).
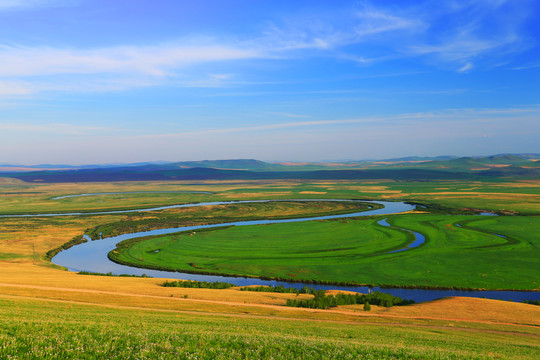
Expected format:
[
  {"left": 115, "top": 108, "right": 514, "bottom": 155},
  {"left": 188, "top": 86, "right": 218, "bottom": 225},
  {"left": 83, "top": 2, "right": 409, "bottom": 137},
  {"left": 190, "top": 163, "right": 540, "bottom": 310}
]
[{"left": 108, "top": 213, "right": 540, "bottom": 290}]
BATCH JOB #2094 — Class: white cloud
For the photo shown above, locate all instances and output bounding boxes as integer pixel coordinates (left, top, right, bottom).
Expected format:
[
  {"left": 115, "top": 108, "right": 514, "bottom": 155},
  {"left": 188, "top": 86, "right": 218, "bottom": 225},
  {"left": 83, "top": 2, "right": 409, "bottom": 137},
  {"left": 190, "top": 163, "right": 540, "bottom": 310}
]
[
  {"left": 457, "top": 62, "right": 473, "bottom": 72},
  {"left": 409, "top": 31, "right": 517, "bottom": 65},
  {"left": 0, "top": 81, "right": 33, "bottom": 95},
  {"left": 0, "top": 0, "right": 533, "bottom": 98},
  {"left": 513, "top": 63, "right": 540, "bottom": 70},
  {"left": 353, "top": 7, "right": 423, "bottom": 37},
  {"left": 0, "top": 44, "right": 260, "bottom": 77},
  {"left": 261, "top": 5, "right": 422, "bottom": 54},
  {"left": 0, "top": 43, "right": 261, "bottom": 95}
]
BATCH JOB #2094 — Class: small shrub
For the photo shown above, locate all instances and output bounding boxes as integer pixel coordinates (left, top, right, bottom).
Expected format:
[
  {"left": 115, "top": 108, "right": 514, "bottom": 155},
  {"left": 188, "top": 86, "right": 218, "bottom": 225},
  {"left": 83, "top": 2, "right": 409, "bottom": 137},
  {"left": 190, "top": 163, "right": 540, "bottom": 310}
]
[{"left": 364, "top": 301, "right": 371, "bottom": 311}]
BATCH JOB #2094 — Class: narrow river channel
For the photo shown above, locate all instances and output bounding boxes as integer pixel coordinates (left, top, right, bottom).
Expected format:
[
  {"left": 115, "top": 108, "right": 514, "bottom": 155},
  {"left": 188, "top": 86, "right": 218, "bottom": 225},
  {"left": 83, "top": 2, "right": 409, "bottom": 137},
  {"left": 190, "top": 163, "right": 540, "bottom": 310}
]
[{"left": 46, "top": 199, "right": 540, "bottom": 303}]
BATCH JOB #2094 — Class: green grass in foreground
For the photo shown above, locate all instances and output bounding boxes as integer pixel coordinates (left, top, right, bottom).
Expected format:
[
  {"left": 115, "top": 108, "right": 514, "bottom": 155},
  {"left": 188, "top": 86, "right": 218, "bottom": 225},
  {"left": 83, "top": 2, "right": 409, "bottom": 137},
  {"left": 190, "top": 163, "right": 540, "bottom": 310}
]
[
  {"left": 109, "top": 214, "right": 540, "bottom": 290},
  {"left": 0, "top": 297, "right": 538, "bottom": 359}
]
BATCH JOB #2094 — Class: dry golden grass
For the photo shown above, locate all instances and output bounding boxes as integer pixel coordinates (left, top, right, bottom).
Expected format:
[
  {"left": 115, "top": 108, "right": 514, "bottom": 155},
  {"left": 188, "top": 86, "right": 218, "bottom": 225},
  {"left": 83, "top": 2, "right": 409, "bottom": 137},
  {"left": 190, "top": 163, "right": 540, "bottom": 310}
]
[
  {"left": 0, "top": 215, "right": 125, "bottom": 261},
  {"left": 0, "top": 262, "right": 312, "bottom": 307},
  {"left": 380, "top": 296, "right": 540, "bottom": 328},
  {"left": 1, "top": 261, "right": 538, "bottom": 335}
]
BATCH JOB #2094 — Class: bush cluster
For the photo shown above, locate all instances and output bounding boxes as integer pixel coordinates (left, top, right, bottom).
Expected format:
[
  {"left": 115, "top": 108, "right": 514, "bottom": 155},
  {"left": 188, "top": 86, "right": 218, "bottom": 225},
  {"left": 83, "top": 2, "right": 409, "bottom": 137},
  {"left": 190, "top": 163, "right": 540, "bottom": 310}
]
[
  {"left": 78, "top": 271, "right": 150, "bottom": 278},
  {"left": 240, "top": 285, "right": 317, "bottom": 294},
  {"left": 286, "top": 291, "right": 414, "bottom": 309},
  {"left": 162, "top": 280, "right": 235, "bottom": 289}
]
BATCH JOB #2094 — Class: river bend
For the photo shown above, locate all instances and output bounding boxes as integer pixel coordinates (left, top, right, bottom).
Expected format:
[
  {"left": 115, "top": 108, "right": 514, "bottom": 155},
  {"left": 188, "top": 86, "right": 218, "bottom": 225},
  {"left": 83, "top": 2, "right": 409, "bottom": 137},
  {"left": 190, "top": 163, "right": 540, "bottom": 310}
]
[{"left": 48, "top": 199, "right": 540, "bottom": 303}]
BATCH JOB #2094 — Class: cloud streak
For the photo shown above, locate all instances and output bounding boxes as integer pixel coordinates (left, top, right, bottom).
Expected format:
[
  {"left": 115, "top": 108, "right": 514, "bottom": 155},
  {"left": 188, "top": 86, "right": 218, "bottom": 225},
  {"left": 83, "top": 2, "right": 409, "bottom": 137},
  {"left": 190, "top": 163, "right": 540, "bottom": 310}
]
[
  {"left": 115, "top": 105, "right": 540, "bottom": 141},
  {"left": 0, "top": 122, "right": 116, "bottom": 135},
  {"left": 0, "top": 44, "right": 260, "bottom": 77}
]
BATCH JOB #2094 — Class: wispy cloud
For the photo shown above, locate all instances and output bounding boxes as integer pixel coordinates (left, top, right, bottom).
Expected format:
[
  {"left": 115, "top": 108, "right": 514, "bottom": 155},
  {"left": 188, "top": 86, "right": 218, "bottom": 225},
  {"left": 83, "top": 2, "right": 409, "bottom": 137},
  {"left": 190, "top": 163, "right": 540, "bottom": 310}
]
[
  {"left": 353, "top": 5, "right": 424, "bottom": 37},
  {"left": 513, "top": 63, "right": 540, "bottom": 70},
  {"left": 0, "top": 122, "right": 116, "bottom": 135},
  {"left": 120, "top": 105, "right": 540, "bottom": 140},
  {"left": 0, "top": 44, "right": 260, "bottom": 77},
  {"left": 268, "top": 112, "right": 311, "bottom": 119},
  {"left": 0, "top": 0, "right": 534, "bottom": 98},
  {"left": 260, "top": 4, "right": 422, "bottom": 53},
  {"left": 0, "top": 80, "right": 33, "bottom": 95},
  {"left": 124, "top": 118, "right": 376, "bottom": 140},
  {"left": 3, "top": 105, "right": 538, "bottom": 164},
  {"left": 409, "top": 30, "right": 518, "bottom": 71},
  {"left": 0, "top": 0, "right": 76, "bottom": 11},
  {"left": 457, "top": 62, "right": 473, "bottom": 73},
  {"left": 0, "top": 43, "right": 261, "bottom": 95},
  {"left": 256, "top": 1, "right": 531, "bottom": 72},
  {"left": 405, "top": 0, "right": 532, "bottom": 71}
]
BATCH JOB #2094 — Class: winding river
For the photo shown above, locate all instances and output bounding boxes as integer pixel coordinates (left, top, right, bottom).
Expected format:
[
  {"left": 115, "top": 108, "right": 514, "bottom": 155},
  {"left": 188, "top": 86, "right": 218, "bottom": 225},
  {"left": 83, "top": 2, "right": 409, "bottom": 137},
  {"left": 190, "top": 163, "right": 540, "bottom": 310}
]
[{"left": 46, "top": 199, "right": 540, "bottom": 303}]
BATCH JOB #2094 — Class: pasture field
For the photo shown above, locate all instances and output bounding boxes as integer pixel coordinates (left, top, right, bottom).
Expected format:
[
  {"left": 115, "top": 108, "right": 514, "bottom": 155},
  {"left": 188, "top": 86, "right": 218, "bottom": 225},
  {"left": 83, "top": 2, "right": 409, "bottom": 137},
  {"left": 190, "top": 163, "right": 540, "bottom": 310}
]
[
  {"left": 1, "top": 271, "right": 539, "bottom": 360},
  {"left": 1, "top": 178, "right": 540, "bottom": 215},
  {"left": 0, "top": 178, "right": 539, "bottom": 358},
  {"left": 110, "top": 214, "right": 540, "bottom": 290}
]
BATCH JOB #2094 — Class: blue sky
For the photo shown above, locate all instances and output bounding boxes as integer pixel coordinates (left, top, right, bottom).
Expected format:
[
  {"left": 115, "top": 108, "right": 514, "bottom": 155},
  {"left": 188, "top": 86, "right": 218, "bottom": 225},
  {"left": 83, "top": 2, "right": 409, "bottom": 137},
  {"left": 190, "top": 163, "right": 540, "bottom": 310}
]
[{"left": 1, "top": 0, "right": 539, "bottom": 164}]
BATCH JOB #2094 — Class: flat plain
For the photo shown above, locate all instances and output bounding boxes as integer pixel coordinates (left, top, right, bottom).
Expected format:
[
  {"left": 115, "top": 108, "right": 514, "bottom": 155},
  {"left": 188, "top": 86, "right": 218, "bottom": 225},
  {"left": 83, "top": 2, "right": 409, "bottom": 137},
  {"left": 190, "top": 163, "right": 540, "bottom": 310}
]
[{"left": 0, "top": 177, "right": 539, "bottom": 359}]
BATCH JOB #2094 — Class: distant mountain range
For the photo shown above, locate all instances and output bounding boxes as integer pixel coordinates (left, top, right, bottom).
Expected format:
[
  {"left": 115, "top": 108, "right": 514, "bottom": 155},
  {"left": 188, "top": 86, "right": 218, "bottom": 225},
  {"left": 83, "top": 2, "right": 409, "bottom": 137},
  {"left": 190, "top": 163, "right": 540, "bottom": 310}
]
[{"left": 1, "top": 154, "right": 539, "bottom": 183}]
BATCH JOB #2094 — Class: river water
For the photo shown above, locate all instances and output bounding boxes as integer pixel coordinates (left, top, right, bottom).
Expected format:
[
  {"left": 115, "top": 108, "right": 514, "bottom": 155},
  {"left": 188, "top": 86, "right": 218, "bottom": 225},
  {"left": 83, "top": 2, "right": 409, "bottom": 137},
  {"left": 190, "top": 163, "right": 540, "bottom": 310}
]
[{"left": 48, "top": 199, "right": 540, "bottom": 303}]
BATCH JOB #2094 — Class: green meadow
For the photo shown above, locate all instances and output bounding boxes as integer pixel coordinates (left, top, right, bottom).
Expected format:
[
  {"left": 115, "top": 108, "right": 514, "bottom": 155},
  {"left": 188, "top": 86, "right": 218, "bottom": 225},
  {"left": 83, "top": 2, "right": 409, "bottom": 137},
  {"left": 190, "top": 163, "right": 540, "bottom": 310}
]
[{"left": 110, "top": 214, "right": 540, "bottom": 290}]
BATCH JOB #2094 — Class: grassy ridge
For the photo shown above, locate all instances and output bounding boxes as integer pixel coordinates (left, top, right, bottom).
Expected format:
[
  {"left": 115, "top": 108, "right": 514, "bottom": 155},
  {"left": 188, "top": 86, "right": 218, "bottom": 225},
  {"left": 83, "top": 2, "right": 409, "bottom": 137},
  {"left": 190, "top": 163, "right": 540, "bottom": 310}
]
[
  {"left": 1, "top": 296, "right": 538, "bottom": 360},
  {"left": 109, "top": 214, "right": 540, "bottom": 290}
]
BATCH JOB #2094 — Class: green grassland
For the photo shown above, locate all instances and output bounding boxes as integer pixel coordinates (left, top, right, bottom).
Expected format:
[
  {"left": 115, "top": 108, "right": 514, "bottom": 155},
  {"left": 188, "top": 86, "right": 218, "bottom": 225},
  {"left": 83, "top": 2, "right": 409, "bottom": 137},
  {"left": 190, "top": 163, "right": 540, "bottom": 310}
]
[
  {"left": 1, "top": 178, "right": 539, "bottom": 359},
  {"left": 1, "top": 296, "right": 538, "bottom": 360},
  {"left": 110, "top": 214, "right": 540, "bottom": 290}
]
